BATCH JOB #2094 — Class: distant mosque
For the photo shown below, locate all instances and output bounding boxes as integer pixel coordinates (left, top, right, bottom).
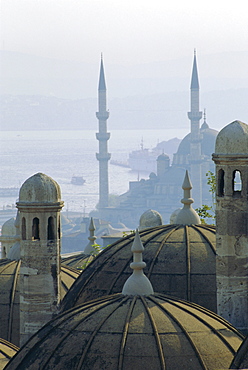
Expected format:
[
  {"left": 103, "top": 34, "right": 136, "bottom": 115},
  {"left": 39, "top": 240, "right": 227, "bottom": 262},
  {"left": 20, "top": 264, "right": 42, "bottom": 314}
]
[{"left": 95, "top": 52, "right": 218, "bottom": 228}]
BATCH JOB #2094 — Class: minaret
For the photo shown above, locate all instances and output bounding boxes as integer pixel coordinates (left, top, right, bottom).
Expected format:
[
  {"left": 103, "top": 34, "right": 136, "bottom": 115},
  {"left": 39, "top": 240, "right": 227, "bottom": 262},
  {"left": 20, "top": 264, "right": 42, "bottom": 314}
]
[
  {"left": 187, "top": 50, "right": 203, "bottom": 208},
  {"left": 96, "top": 55, "right": 111, "bottom": 209}
]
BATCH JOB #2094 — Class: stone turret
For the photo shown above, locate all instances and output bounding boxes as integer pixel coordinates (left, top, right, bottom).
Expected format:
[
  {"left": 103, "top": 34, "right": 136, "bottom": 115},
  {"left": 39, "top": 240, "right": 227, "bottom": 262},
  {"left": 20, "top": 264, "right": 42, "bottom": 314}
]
[
  {"left": 212, "top": 120, "right": 248, "bottom": 333},
  {"left": 16, "top": 173, "right": 64, "bottom": 345},
  {"left": 96, "top": 55, "right": 111, "bottom": 209}
]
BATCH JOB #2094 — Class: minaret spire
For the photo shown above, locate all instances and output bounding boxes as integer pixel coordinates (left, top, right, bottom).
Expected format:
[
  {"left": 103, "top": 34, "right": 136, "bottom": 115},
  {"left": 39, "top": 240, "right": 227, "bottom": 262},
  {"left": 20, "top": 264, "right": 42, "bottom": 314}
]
[
  {"left": 187, "top": 50, "right": 203, "bottom": 208},
  {"left": 96, "top": 55, "right": 111, "bottom": 209}
]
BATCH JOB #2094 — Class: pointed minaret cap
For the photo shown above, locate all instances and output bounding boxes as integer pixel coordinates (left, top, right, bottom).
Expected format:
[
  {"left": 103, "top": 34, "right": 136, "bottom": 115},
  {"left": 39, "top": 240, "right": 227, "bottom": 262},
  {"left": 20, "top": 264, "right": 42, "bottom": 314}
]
[
  {"left": 190, "top": 49, "right": 199, "bottom": 89},
  {"left": 84, "top": 217, "right": 97, "bottom": 254},
  {"left": 174, "top": 171, "right": 201, "bottom": 225},
  {"left": 98, "top": 53, "right": 106, "bottom": 91},
  {"left": 122, "top": 229, "right": 154, "bottom": 295}
]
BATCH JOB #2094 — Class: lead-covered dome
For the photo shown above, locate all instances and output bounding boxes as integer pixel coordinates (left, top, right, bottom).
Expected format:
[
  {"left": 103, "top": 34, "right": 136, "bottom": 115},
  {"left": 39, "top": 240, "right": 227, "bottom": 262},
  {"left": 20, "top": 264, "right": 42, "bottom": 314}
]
[
  {"left": 0, "top": 338, "right": 19, "bottom": 370},
  {"left": 5, "top": 293, "right": 244, "bottom": 370},
  {"left": 19, "top": 172, "right": 61, "bottom": 203},
  {"left": 230, "top": 336, "right": 248, "bottom": 369},
  {"left": 215, "top": 120, "right": 248, "bottom": 154},
  {"left": 60, "top": 224, "right": 217, "bottom": 313},
  {"left": 0, "top": 259, "right": 80, "bottom": 346},
  {"left": 139, "top": 209, "right": 163, "bottom": 230},
  {"left": 1, "top": 218, "right": 16, "bottom": 236}
]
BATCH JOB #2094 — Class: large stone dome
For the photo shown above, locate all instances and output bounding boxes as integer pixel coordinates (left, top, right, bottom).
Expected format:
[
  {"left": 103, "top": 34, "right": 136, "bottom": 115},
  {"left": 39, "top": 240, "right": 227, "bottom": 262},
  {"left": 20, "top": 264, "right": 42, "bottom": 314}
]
[
  {"left": 215, "top": 120, "right": 248, "bottom": 155},
  {"left": 60, "top": 224, "right": 217, "bottom": 313},
  {"left": 5, "top": 293, "right": 244, "bottom": 370},
  {"left": 0, "top": 338, "right": 19, "bottom": 370},
  {"left": 176, "top": 124, "right": 218, "bottom": 157},
  {"left": 19, "top": 172, "right": 61, "bottom": 203},
  {"left": 230, "top": 336, "right": 248, "bottom": 369},
  {"left": 0, "top": 259, "right": 80, "bottom": 346}
]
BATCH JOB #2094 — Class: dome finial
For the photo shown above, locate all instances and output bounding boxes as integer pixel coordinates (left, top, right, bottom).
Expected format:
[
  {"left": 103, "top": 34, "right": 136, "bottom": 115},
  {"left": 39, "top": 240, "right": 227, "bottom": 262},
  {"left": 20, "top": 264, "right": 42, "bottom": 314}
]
[
  {"left": 122, "top": 229, "right": 154, "bottom": 295},
  {"left": 84, "top": 217, "right": 97, "bottom": 254},
  {"left": 174, "top": 171, "right": 201, "bottom": 225}
]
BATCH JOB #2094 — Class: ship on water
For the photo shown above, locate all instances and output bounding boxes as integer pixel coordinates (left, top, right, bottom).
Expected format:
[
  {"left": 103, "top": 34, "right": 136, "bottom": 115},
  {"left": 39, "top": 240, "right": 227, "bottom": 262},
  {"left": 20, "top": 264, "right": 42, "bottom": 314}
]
[{"left": 111, "top": 137, "right": 181, "bottom": 173}]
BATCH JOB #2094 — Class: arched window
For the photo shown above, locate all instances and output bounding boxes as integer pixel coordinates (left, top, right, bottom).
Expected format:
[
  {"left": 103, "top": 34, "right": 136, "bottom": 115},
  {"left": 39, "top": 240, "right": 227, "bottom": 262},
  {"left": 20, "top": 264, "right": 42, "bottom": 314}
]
[
  {"left": 32, "top": 217, "right": 40, "bottom": 240},
  {"left": 218, "top": 169, "right": 225, "bottom": 196},
  {"left": 47, "top": 216, "right": 55, "bottom": 240},
  {"left": 22, "top": 217, "right": 26, "bottom": 240},
  {"left": 58, "top": 219, "right": 61, "bottom": 240},
  {"left": 233, "top": 170, "right": 242, "bottom": 196}
]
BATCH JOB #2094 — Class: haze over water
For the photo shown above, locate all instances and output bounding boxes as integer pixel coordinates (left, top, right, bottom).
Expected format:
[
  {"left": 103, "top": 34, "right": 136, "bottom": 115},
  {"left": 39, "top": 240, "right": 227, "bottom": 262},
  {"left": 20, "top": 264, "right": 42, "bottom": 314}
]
[{"left": 0, "top": 128, "right": 188, "bottom": 214}]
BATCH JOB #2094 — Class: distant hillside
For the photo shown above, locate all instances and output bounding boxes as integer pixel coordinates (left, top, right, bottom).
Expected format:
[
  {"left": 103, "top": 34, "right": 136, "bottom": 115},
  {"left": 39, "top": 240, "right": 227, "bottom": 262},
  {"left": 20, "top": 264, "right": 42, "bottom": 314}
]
[{"left": 0, "top": 50, "right": 247, "bottom": 130}]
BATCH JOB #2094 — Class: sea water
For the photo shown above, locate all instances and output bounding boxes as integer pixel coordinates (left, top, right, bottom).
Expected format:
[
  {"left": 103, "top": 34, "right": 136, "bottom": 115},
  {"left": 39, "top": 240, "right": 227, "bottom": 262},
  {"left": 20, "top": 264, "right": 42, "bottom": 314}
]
[{"left": 0, "top": 128, "right": 188, "bottom": 214}]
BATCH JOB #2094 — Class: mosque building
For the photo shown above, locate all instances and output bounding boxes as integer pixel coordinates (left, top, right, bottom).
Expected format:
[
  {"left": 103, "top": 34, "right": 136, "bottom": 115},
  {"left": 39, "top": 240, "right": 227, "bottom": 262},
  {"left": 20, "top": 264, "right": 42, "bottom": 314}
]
[{"left": 96, "top": 52, "right": 218, "bottom": 228}]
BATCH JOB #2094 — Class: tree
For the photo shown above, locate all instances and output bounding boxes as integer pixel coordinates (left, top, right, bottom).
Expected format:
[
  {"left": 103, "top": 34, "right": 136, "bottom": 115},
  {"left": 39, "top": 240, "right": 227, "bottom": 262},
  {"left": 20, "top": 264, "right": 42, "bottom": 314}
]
[{"left": 196, "top": 171, "right": 216, "bottom": 224}]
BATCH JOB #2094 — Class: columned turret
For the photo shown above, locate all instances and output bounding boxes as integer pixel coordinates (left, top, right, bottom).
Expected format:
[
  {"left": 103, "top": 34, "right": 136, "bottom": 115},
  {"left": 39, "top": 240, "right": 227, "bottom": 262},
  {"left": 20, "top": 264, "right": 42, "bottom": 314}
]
[
  {"left": 213, "top": 120, "right": 248, "bottom": 333},
  {"left": 187, "top": 50, "right": 203, "bottom": 207},
  {"left": 17, "top": 173, "right": 64, "bottom": 345},
  {"left": 96, "top": 55, "right": 111, "bottom": 208}
]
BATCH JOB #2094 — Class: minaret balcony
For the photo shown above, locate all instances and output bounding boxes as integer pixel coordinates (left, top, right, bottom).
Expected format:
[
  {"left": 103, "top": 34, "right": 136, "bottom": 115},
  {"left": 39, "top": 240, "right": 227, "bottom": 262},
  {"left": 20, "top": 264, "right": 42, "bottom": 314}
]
[
  {"left": 96, "top": 153, "right": 111, "bottom": 161},
  {"left": 187, "top": 112, "right": 202, "bottom": 120},
  {"left": 96, "top": 132, "right": 110, "bottom": 141},
  {"left": 96, "top": 112, "right": 110, "bottom": 120}
]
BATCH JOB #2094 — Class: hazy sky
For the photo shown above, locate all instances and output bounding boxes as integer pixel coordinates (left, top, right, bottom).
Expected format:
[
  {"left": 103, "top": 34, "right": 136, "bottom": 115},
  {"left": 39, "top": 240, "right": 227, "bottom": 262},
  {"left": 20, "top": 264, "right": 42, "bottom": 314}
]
[{"left": 1, "top": 0, "right": 248, "bottom": 64}]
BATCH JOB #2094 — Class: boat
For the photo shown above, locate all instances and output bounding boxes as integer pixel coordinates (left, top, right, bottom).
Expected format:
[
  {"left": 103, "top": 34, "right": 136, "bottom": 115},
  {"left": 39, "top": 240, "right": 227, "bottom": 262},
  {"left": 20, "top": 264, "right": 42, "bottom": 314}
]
[
  {"left": 71, "top": 176, "right": 86, "bottom": 185},
  {"left": 128, "top": 138, "right": 181, "bottom": 173}
]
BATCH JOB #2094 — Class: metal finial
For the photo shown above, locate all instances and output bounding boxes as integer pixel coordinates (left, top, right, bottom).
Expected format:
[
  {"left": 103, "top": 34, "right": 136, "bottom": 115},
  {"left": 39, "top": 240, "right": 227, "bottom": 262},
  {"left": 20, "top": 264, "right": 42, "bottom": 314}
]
[
  {"left": 122, "top": 230, "right": 154, "bottom": 295},
  {"left": 204, "top": 108, "right": 206, "bottom": 122},
  {"left": 194, "top": 48, "right": 196, "bottom": 56}
]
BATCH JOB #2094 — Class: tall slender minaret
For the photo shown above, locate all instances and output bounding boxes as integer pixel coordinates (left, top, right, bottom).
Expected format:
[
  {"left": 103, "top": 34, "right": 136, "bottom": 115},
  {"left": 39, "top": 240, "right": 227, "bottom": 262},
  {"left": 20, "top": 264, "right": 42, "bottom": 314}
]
[
  {"left": 187, "top": 50, "right": 203, "bottom": 207},
  {"left": 96, "top": 55, "right": 111, "bottom": 208}
]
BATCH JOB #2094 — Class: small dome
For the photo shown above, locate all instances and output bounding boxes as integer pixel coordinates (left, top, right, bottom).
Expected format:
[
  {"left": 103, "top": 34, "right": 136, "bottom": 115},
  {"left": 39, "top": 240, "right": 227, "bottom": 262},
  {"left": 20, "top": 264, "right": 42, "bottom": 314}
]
[
  {"left": 230, "top": 336, "right": 248, "bottom": 369},
  {"left": 0, "top": 338, "right": 19, "bottom": 369},
  {"left": 157, "top": 153, "right": 169, "bottom": 161},
  {"left": 139, "top": 209, "right": 163, "bottom": 230},
  {"left": 7, "top": 242, "right": 20, "bottom": 261},
  {"left": 1, "top": 218, "right": 16, "bottom": 236},
  {"left": 0, "top": 259, "right": 80, "bottom": 346},
  {"left": 215, "top": 120, "right": 248, "bottom": 154},
  {"left": 19, "top": 173, "right": 61, "bottom": 203},
  {"left": 5, "top": 294, "right": 243, "bottom": 370},
  {"left": 60, "top": 224, "right": 217, "bottom": 313},
  {"left": 170, "top": 208, "right": 181, "bottom": 224}
]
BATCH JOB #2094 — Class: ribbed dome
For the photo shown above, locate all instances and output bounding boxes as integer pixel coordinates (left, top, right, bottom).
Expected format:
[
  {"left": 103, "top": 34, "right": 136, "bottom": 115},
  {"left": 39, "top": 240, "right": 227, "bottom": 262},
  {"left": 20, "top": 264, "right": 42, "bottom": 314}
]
[
  {"left": 61, "top": 252, "right": 93, "bottom": 270},
  {"left": 0, "top": 338, "right": 19, "bottom": 370},
  {"left": 1, "top": 218, "right": 16, "bottom": 236},
  {"left": 19, "top": 172, "right": 61, "bottom": 203},
  {"left": 5, "top": 294, "right": 244, "bottom": 370},
  {"left": 60, "top": 224, "right": 217, "bottom": 313},
  {"left": 0, "top": 259, "right": 80, "bottom": 346},
  {"left": 215, "top": 120, "right": 248, "bottom": 155},
  {"left": 230, "top": 336, "right": 248, "bottom": 369}
]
